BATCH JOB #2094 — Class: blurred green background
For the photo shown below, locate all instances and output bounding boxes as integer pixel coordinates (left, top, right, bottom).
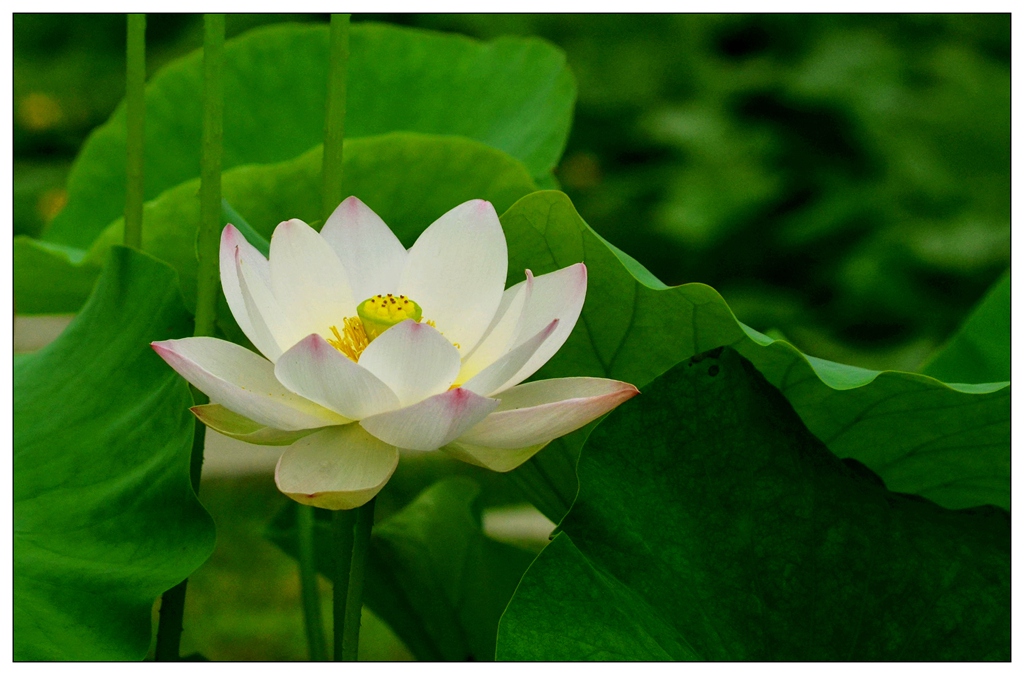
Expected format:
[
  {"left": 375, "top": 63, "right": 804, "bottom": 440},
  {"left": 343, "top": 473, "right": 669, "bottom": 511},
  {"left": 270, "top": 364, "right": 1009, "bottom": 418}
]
[{"left": 13, "top": 13, "right": 1010, "bottom": 661}]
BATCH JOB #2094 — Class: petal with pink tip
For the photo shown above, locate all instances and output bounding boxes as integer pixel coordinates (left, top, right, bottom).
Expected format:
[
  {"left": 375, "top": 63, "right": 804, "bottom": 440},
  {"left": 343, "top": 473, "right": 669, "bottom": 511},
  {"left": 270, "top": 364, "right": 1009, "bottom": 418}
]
[
  {"left": 275, "top": 425, "right": 399, "bottom": 510},
  {"left": 219, "top": 224, "right": 275, "bottom": 355},
  {"left": 399, "top": 200, "right": 507, "bottom": 355},
  {"left": 320, "top": 196, "right": 408, "bottom": 301},
  {"left": 360, "top": 387, "right": 499, "bottom": 451},
  {"left": 356, "top": 320, "right": 461, "bottom": 407},
  {"left": 269, "top": 219, "right": 356, "bottom": 347},
  {"left": 275, "top": 334, "right": 400, "bottom": 420},
  {"left": 151, "top": 337, "right": 347, "bottom": 431},
  {"left": 501, "top": 263, "right": 587, "bottom": 388},
  {"left": 456, "top": 271, "right": 533, "bottom": 384},
  {"left": 462, "top": 319, "right": 558, "bottom": 397},
  {"left": 455, "top": 377, "right": 638, "bottom": 450},
  {"left": 235, "top": 246, "right": 291, "bottom": 361}
]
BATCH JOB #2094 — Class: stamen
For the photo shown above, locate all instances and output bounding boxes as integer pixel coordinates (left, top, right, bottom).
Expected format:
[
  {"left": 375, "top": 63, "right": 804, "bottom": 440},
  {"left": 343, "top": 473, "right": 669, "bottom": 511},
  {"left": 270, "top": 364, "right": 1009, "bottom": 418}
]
[{"left": 326, "top": 316, "right": 370, "bottom": 362}]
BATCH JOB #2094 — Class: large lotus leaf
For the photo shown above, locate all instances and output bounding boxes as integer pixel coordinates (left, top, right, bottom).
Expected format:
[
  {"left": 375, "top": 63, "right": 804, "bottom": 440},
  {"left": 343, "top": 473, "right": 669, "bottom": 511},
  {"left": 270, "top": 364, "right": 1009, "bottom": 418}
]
[
  {"left": 13, "top": 237, "right": 96, "bottom": 315},
  {"left": 267, "top": 477, "right": 536, "bottom": 661},
  {"left": 14, "top": 247, "right": 215, "bottom": 660},
  {"left": 498, "top": 191, "right": 1009, "bottom": 520},
  {"left": 43, "top": 22, "right": 573, "bottom": 248},
  {"left": 16, "top": 132, "right": 537, "bottom": 315},
  {"left": 497, "top": 349, "right": 1009, "bottom": 660},
  {"left": 921, "top": 269, "right": 1010, "bottom": 385}
]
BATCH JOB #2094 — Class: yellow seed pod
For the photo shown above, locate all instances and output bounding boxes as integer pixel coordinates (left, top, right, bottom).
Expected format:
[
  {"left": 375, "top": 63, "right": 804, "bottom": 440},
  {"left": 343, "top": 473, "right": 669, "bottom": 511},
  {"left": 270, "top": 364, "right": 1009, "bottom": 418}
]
[{"left": 356, "top": 294, "right": 423, "bottom": 340}]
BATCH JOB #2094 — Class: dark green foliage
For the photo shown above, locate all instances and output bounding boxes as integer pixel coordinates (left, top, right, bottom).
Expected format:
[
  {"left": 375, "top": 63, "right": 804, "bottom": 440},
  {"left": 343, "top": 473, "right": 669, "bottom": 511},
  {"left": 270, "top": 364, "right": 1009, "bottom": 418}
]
[
  {"left": 497, "top": 349, "right": 1009, "bottom": 660},
  {"left": 267, "top": 478, "right": 536, "bottom": 661}
]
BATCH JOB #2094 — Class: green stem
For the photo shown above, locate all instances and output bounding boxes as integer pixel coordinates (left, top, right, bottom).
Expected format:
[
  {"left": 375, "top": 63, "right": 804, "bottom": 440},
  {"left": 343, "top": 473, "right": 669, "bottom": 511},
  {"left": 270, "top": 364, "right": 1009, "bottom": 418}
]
[
  {"left": 154, "top": 387, "right": 207, "bottom": 661},
  {"left": 154, "top": 15, "right": 224, "bottom": 661},
  {"left": 124, "top": 13, "right": 146, "bottom": 249},
  {"left": 320, "top": 13, "right": 351, "bottom": 223},
  {"left": 193, "top": 13, "right": 225, "bottom": 339},
  {"left": 297, "top": 506, "right": 328, "bottom": 661},
  {"left": 331, "top": 509, "right": 357, "bottom": 661},
  {"left": 342, "top": 499, "right": 375, "bottom": 661}
]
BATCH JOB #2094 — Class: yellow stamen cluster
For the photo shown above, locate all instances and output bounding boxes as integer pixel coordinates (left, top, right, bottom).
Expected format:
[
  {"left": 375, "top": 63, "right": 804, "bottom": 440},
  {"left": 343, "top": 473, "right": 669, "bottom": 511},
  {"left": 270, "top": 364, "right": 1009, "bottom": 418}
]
[
  {"left": 327, "top": 317, "right": 369, "bottom": 362},
  {"left": 327, "top": 294, "right": 428, "bottom": 362}
]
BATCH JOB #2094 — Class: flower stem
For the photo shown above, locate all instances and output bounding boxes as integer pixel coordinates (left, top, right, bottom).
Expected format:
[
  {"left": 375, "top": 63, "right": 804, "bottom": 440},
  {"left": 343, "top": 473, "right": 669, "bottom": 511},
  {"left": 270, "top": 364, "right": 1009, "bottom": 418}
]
[
  {"left": 297, "top": 505, "right": 328, "bottom": 661},
  {"left": 342, "top": 499, "right": 376, "bottom": 661},
  {"left": 154, "top": 14, "right": 224, "bottom": 661},
  {"left": 193, "top": 13, "right": 225, "bottom": 340},
  {"left": 331, "top": 508, "right": 356, "bottom": 660},
  {"left": 124, "top": 13, "right": 146, "bottom": 250},
  {"left": 320, "top": 13, "right": 351, "bottom": 223}
]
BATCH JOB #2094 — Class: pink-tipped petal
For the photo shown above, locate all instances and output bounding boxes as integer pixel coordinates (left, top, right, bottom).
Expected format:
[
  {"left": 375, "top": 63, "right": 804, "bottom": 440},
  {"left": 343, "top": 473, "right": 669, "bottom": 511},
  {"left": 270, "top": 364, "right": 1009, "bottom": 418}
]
[
  {"left": 275, "top": 334, "right": 400, "bottom": 420},
  {"left": 357, "top": 320, "right": 462, "bottom": 407},
  {"left": 275, "top": 425, "right": 399, "bottom": 510},
  {"left": 320, "top": 196, "right": 408, "bottom": 300},
  {"left": 457, "top": 271, "right": 533, "bottom": 384},
  {"left": 269, "top": 218, "right": 356, "bottom": 348},
  {"left": 359, "top": 387, "right": 499, "bottom": 451},
  {"left": 219, "top": 224, "right": 264, "bottom": 335},
  {"left": 502, "top": 263, "right": 588, "bottom": 388},
  {"left": 462, "top": 319, "right": 558, "bottom": 397},
  {"left": 151, "top": 337, "right": 347, "bottom": 431},
  {"left": 455, "top": 377, "right": 638, "bottom": 450},
  {"left": 235, "top": 246, "right": 290, "bottom": 361},
  {"left": 399, "top": 200, "right": 508, "bottom": 356}
]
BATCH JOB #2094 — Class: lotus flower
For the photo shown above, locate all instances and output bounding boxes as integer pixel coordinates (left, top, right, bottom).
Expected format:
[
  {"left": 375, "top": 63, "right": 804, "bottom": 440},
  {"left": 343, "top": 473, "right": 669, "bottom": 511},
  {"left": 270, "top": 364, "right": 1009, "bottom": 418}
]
[{"left": 153, "top": 197, "right": 638, "bottom": 509}]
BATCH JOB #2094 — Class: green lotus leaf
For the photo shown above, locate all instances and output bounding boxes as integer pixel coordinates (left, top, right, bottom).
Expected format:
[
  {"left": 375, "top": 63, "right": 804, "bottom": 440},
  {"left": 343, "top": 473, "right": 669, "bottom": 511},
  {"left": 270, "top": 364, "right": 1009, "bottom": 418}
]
[
  {"left": 497, "top": 349, "right": 1009, "bottom": 660},
  {"left": 14, "top": 247, "right": 216, "bottom": 660},
  {"left": 43, "top": 22, "right": 573, "bottom": 248},
  {"left": 498, "top": 191, "right": 1009, "bottom": 520},
  {"left": 921, "top": 269, "right": 1010, "bottom": 385}
]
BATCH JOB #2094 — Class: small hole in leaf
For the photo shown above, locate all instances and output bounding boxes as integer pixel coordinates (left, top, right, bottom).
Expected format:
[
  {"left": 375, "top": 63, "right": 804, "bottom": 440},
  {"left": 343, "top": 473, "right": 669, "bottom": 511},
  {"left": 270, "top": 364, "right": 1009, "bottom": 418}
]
[{"left": 708, "top": 365, "right": 720, "bottom": 377}]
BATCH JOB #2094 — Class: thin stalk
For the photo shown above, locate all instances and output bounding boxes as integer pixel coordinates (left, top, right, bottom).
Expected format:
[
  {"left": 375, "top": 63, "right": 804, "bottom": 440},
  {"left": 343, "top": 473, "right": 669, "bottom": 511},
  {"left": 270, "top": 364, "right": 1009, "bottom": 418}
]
[
  {"left": 154, "top": 390, "right": 205, "bottom": 661},
  {"left": 124, "top": 13, "right": 146, "bottom": 249},
  {"left": 341, "top": 499, "right": 376, "bottom": 661},
  {"left": 154, "top": 14, "right": 224, "bottom": 661},
  {"left": 331, "top": 509, "right": 357, "bottom": 661},
  {"left": 297, "top": 506, "right": 328, "bottom": 661},
  {"left": 320, "top": 13, "right": 351, "bottom": 223},
  {"left": 193, "top": 13, "right": 225, "bottom": 339}
]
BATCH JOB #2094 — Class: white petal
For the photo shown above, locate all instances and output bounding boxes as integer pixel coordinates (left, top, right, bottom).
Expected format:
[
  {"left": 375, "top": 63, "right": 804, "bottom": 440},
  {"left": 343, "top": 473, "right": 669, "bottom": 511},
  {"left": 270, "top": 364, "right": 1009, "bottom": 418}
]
[
  {"left": 462, "top": 319, "right": 558, "bottom": 397},
  {"left": 399, "top": 200, "right": 507, "bottom": 355},
  {"left": 191, "top": 404, "right": 318, "bottom": 446},
  {"left": 456, "top": 271, "right": 533, "bottom": 384},
  {"left": 356, "top": 320, "right": 461, "bottom": 407},
  {"left": 236, "top": 247, "right": 290, "bottom": 361},
  {"left": 441, "top": 440, "right": 548, "bottom": 473},
  {"left": 269, "top": 219, "right": 356, "bottom": 349},
  {"left": 275, "top": 334, "right": 400, "bottom": 420},
  {"left": 152, "top": 337, "right": 348, "bottom": 431},
  {"left": 220, "top": 224, "right": 273, "bottom": 355},
  {"left": 320, "top": 196, "right": 408, "bottom": 301},
  {"left": 455, "top": 377, "right": 638, "bottom": 449},
  {"left": 360, "top": 387, "right": 499, "bottom": 451},
  {"left": 275, "top": 425, "right": 399, "bottom": 510},
  {"left": 502, "top": 263, "right": 587, "bottom": 387}
]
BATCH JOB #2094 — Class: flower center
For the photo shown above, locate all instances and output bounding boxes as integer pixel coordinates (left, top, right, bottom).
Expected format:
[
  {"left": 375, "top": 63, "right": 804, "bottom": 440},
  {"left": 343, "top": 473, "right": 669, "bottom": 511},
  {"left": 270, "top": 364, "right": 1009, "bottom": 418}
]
[
  {"left": 357, "top": 294, "right": 423, "bottom": 340},
  {"left": 327, "top": 294, "right": 424, "bottom": 362}
]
